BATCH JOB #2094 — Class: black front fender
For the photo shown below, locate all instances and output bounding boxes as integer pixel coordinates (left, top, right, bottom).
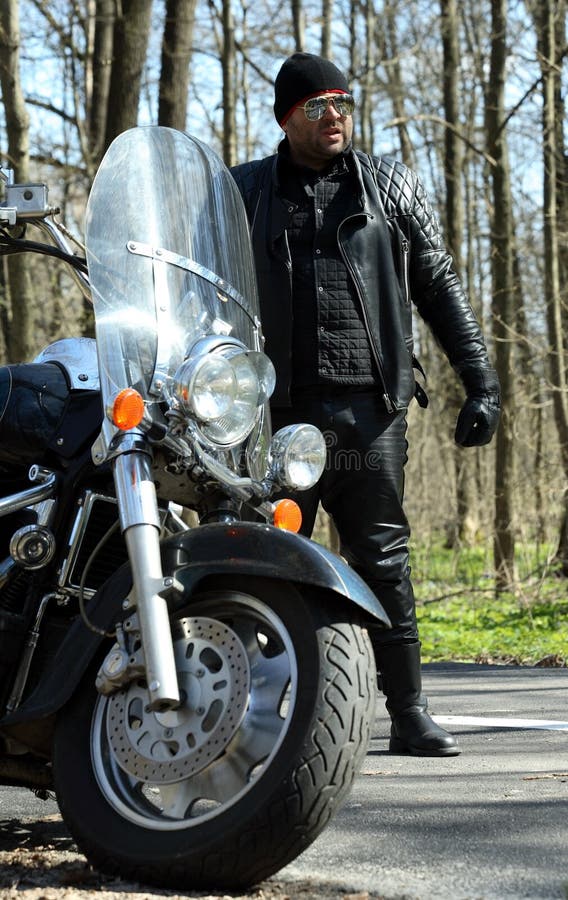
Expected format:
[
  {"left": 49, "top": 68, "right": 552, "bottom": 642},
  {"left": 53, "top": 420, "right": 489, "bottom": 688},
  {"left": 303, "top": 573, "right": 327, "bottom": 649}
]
[
  {"left": 1, "top": 522, "right": 388, "bottom": 728},
  {"left": 162, "top": 522, "right": 388, "bottom": 623}
]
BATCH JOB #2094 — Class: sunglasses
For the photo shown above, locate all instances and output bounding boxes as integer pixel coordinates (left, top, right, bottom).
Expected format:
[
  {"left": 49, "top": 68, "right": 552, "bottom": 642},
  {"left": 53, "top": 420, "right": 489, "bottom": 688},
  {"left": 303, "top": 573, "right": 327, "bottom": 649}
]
[{"left": 298, "top": 94, "right": 356, "bottom": 121}]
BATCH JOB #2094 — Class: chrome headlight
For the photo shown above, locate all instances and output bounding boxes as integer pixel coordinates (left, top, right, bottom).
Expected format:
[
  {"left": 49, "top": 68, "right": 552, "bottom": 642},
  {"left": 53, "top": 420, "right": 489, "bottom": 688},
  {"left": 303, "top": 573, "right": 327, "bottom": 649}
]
[
  {"left": 173, "top": 354, "right": 237, "bottom": 420},
  {"left": 172, "top": 340, "right": 276, "bottom": 447},
  {"left": 269, "top": 424, "right": 326, "bottom": 490}
]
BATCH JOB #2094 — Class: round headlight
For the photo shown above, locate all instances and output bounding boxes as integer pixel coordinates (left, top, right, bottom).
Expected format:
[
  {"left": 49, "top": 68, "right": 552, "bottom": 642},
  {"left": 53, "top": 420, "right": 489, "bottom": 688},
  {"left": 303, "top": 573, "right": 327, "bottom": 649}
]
[
  {"left": 172, "top": 341, "right": 273, "bottom": 448},
  {"left": 200, "top": 351, "right": 260, "bottom": 445},
  {"left": 173, "top": 355, "right": 237, "bottom": 420},
  {"left": 247, "top": 352, "right": 276, "bottom": 402},
  {"left": 269, "top": 424, "right": 326, "bottom": 490}
]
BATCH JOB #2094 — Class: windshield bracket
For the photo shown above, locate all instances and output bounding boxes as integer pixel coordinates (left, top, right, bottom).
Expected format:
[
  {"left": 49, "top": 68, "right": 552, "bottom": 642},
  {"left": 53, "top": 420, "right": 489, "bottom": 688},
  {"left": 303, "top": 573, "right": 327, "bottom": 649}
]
[{"left": 127, "top": 241, "right": 250, "bottom": 313}]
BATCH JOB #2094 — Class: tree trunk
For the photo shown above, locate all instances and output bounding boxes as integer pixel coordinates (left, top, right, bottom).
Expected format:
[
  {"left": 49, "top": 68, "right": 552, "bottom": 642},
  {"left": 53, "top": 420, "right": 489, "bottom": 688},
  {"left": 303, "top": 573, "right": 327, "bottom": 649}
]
[
  {"left": 533, "top": 0, "right": 568, "bottom": 571},
  {"left": 158, "top": 0, "right": 196, "bottom": 131},
  {"left": 440, "top": 0, "right": 463, "bottom": 272},
  {"left": 485, "top": 0, "right": 516, "bottom": 588},
  {"left": 321, "top": 0, "right": 332, "bottom": 59},
  {"left": 440, "top": 0, "right": 479, "bottom": 545},
  {"left": 357, "top": 0, "right": 376, "bottom": 154},
  {"left": 383, "top": 0, "right": 414, "bottom": 166},
  {"left": 87, "top": 0, "right": 115, "bottom": 172},
  {"left": 554, "top": 0, "right": 568, "bottom": 570},
  {"left": 103, "top": 0, "right": 153, "bottom": 151},
  {"left": 291, "top": 0, "right": 305, "bottom": 51},
  {"left": 221, "top": 0, "right": 237, "bottom": 167},
  {"left": 348, "top": 0, "right": 357, "bottom": 86},
  {"left": 555, "top": 4, "right": 568, "bottom": 357},
  {"left": 0, "top": 0, "right": 35, "bottom": 362}
]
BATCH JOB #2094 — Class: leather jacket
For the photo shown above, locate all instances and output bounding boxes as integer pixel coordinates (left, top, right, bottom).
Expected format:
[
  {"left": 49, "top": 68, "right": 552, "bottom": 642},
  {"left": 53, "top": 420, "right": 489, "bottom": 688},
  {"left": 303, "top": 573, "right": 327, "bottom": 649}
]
[{"left": 231, "top": 146, "right": 491, "bottom": 409}]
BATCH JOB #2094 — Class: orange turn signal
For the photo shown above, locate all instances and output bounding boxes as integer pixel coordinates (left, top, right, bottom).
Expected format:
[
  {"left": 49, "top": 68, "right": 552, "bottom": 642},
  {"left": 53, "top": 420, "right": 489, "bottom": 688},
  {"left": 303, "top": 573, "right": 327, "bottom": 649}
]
[
  {"left": 112, "top": 388, "right": 145, "bottom": 430},
  {"left": 273, "top": 498, "right": 302, "bottom": 533}
]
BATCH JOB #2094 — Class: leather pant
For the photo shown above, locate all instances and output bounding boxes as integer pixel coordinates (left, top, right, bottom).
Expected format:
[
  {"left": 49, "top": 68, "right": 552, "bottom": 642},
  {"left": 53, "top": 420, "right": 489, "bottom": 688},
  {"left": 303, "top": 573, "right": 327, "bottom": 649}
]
[{"left": 271, "top": 387, "right": 418, "bottom": 645}]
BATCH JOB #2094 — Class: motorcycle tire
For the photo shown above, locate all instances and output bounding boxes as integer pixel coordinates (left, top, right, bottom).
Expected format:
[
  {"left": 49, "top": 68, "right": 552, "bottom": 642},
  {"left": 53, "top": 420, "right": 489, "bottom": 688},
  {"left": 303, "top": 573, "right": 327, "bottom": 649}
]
[{"left": 53, "top": 575, "right": 376, "bottom": 890}]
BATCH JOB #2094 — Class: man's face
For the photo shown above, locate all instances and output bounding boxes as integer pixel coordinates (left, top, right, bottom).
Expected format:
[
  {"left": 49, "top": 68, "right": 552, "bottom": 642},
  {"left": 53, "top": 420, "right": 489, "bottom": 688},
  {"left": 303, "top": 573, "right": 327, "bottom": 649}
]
[{"left": 283, "top": 93, "right": 354, "bottom": 170}]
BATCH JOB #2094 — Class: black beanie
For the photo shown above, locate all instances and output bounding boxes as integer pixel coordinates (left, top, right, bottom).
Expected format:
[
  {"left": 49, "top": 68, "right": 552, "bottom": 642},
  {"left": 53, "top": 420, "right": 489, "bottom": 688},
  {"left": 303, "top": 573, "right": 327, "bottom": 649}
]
[{"left": 274, "top": 52, "right": 350, "bottom": 125}]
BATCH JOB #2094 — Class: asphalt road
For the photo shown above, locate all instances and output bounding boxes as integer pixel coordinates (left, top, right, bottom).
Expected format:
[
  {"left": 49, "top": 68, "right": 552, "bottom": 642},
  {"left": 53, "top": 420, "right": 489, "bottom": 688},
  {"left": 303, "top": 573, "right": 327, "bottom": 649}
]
[
  {"left": 283, "top": 662, "right": 568, "bottom": 899},
  {"left": 0, "top": 662, "right": 567, "bottom": 900}
]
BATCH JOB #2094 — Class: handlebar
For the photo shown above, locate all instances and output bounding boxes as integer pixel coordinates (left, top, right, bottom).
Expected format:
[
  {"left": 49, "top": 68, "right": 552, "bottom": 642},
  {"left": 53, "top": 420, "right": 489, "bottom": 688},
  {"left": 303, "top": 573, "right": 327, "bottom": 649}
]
[{"left": 0, "top": 168, "right": 91, "bottom": 302}]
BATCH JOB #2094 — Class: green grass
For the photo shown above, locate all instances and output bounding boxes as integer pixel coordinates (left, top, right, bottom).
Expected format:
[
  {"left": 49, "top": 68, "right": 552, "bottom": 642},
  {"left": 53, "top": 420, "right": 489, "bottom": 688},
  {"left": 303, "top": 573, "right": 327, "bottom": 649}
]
[{"left": 412, "top": 539, "right": 568, "bottom": 666}]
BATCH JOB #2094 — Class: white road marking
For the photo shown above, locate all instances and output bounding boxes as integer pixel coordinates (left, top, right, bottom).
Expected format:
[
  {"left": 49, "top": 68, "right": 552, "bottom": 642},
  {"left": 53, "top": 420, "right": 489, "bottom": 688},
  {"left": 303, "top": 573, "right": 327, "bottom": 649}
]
[{"left": 433, "top": 715, "right": 568, "bottom": 731}]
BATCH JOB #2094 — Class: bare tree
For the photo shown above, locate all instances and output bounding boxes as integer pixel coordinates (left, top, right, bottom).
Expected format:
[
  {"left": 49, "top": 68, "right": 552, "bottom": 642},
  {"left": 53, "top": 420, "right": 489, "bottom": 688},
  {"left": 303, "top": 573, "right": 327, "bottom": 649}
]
[
  {"left": 103, "top": 0, "right": 153, "bottom": 151},
  {"left": 530, "top": 0, "right": 568, "bottom": 571},
  {"left": 382, "top": 0, "right": 414, "bottom": 166},
  {"left": 439, "top": 0, "right": 480, "bottom": 545},
  {"left": 321, "top": 0, "right": 332, "bottom": 59},
  {"left": 485, "top": 0, "right": 516, "bottom": 586},
  {"left": 291, "top": 0, "right": 305, "bottom": 51},
  {"left": 357, "top": 0, "right": 376, "bottom": 154},
  {"left": 221, "top": 0, "right": 237, "bottom": 166},
  {"left": 87, "top": 0, "right": 115, "bottom": 172},
  {"left": 0, "top": 0, "right": 35, "bottom": 362},
  {"left": 158, "top": 0, "right": 197, "bottom": 131},
  {"left": 440, "top": 0, "right": 463, "bottom": 271}
]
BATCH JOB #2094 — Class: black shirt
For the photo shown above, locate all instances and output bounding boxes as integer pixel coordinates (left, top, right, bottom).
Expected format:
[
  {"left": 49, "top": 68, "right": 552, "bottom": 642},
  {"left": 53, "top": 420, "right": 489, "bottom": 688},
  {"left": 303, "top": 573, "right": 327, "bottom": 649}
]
[{"left": 277, "top": 144, "right": 379, "bottom": 388}]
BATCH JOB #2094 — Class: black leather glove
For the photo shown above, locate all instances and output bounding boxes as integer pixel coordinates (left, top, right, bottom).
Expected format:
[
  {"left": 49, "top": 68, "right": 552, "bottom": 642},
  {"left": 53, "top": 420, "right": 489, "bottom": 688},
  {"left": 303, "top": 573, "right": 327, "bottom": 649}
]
[{"left": 455, "top": 367, "right": 501, "bottom": 447}]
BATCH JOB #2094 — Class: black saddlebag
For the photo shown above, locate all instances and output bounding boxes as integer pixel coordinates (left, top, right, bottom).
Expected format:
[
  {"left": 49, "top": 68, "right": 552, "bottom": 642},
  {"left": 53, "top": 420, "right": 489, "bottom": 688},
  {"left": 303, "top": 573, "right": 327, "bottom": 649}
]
[{"left": 0, "top": 362, "right": 70, "bottom": 467}]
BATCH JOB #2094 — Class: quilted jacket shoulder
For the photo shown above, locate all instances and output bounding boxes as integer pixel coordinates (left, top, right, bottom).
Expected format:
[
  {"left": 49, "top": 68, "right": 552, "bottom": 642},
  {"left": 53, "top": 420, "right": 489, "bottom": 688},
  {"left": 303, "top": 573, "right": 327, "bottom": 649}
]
[
  {"left": 232, "top": 152, "right": 438, "bottom": 248},
  {"left": 364, "top": 153, "right": 444, "bottom": 254},
  {"left": 231, "top": 153, "right": 415, "bottom": 212},
  {"left": 373, "top": 154, "right": 419, "bottom": 213}
]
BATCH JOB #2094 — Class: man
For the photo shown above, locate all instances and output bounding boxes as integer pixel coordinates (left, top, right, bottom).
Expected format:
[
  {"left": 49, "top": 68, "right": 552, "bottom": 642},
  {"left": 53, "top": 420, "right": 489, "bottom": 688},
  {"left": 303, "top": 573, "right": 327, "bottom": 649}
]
[{"left": 231, "top": 52, "right": 500, "bottom": 756}]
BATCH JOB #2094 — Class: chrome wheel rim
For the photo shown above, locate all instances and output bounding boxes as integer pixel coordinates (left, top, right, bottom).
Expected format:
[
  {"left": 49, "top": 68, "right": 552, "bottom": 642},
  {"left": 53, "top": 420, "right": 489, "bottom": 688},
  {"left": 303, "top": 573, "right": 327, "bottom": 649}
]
[{"left": 91, "top": 593, "right": 297, "bottom": 830}]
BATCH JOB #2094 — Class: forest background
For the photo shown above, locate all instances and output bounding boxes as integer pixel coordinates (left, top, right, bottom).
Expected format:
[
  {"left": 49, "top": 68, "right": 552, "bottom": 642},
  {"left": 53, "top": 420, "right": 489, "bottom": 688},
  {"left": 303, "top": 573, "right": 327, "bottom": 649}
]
[{"left": 0, "top": 0, "right": 567, "bottom": 663}]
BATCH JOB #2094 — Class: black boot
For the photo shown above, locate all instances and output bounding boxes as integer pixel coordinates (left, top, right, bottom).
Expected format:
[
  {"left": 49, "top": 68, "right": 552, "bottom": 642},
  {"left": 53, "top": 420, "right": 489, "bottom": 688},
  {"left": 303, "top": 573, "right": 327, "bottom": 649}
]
[{"left": 375, "top": 641, "right": 460, "bottom": 756}]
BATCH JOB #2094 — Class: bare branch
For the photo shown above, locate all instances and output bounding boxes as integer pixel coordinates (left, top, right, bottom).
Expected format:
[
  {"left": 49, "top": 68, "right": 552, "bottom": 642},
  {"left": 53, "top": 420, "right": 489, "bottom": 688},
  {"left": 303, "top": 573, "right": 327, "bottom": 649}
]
[{"left": 386, "top": 114, "right": 497, "bottom": 167}]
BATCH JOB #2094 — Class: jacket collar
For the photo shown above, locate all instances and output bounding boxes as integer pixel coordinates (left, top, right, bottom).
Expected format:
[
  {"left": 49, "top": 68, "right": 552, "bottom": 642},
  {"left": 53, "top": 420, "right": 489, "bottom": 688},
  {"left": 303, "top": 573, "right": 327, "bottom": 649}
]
[{"left": 268, "top": 140, "right": 368, "bottom": 241}]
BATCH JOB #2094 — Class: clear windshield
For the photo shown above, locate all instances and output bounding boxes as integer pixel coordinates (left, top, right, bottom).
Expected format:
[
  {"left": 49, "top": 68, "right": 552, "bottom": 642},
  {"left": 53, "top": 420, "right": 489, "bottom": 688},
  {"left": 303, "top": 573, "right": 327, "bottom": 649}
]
[{"left": 85, "top": 127, "right": 261, "bottom": 410}]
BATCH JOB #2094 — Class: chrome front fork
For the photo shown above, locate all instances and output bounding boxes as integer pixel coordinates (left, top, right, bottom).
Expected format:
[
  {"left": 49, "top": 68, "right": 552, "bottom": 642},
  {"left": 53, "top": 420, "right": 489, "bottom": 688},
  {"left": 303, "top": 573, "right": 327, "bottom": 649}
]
[{"left": 113, "top": 448, "right": 180, "bottom": 711}]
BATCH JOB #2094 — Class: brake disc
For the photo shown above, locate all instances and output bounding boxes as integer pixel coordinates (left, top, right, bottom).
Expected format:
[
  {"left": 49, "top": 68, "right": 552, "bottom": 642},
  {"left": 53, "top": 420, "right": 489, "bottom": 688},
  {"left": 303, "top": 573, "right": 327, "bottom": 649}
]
[{"left": 106, "top": 616, "right": 250, "bottom": 783}]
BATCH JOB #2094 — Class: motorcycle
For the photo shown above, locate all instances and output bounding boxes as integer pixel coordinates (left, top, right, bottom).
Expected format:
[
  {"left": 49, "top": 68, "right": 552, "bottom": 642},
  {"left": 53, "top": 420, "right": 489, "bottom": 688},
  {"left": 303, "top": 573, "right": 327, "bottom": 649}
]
[{"left": 0, "top": 126, "right": 389, "bottom": 890}]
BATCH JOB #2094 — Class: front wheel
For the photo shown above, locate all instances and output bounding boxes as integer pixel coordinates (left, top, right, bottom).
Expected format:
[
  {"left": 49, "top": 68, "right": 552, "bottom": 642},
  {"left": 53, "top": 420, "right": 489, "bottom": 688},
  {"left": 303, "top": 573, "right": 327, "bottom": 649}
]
[{"left": 53, "top": 576, "right": 375, "bottom": 890}]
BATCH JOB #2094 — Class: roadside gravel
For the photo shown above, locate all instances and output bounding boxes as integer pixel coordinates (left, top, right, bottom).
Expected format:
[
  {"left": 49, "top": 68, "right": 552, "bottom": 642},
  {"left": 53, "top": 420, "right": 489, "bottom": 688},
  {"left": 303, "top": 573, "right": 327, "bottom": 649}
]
[{"left": 0, "top": 813, "right": 382, "bottom": 900}]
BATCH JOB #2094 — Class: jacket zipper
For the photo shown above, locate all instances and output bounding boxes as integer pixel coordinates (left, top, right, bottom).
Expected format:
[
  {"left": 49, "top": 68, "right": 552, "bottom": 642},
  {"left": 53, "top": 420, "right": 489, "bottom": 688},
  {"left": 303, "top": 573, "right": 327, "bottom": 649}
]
[
  {"left": 401, "top": 238, "right": 410, "bottom": 305},
  {"left": 337, "top": 215, "right": 394, "bottom": 413}
]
